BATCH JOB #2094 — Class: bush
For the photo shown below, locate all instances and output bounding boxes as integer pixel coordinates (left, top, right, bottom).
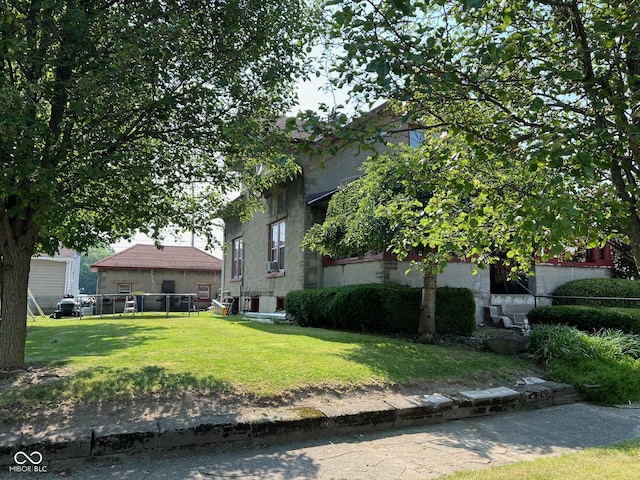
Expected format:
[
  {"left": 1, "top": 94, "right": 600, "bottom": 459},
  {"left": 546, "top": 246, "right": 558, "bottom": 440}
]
[
  {"left": 530, "top": 324, "right": 640, "bottom": 404},
  {"left": 553, "top": 278, "right": 640, "bottom": 308},
  {"left": 528, "top": 305, "right": 640, "bottom": 334},
  {"left": 284, "top": 287, "right": 341, "bottom": 328},
  {"left": 285, "top": 284, "right": 421, "bottom": 334},
  {"left": 435, "top": 286, "right": 476, "bottom": 336},
  {"left": 331, "top": 284, "right": 386, "bottom": 332},
  {"left": 285, "top": 284, "right": 476, "bottom": 336}
]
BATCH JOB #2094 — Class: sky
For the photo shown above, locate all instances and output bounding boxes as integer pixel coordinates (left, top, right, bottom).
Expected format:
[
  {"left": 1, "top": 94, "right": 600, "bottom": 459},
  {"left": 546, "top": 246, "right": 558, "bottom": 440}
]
[{"left": 111, "top": 76, "right": 351, "bottom": 257}]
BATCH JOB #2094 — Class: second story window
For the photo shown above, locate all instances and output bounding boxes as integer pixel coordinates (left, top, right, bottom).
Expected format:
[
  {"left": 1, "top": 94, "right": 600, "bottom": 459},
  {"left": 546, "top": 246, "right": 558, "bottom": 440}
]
[
  {"left": 232, "top": 237, "right": 243, "bottom": 279},
  {"left": 269, "top": 190, "right": 287, "bottom": 216},
  {"left": 269, "top": 220, "right": 285, "bottom": 272},
  {"left": 409, "top": 129, "right": 425, "bottom": 147}
]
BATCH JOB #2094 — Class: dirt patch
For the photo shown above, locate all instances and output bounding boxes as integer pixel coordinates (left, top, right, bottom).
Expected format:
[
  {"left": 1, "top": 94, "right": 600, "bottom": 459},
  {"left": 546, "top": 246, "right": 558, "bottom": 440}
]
[{"left": 0, "top": 364, "right": 543, "bottom": 436}]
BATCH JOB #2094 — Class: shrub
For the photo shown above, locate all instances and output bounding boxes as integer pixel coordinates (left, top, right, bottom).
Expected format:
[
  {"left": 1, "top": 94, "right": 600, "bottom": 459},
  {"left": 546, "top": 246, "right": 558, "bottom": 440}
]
[
  {"left": 331, "top": 284, "right": 386, "bottom": 332},
  {"left": 528, "top": 305, "right": 640, "bottom": 334},
  {"left": 382, "top": 285, "right": 426, "bottom": 334},
  {"left": 435, "top": 286, "right": 476, "bottom": 336},
  {"left": 553, "top": 278, "right": 640, "bottom": 308},
  {"left": 285, "top": 284, "right": 421, "bottom": 333},
  {"left": 286, "top": 284, "right": 476, "bottom": 336},
  {"left": 285, "top": 287, "right": 341, "bottom": 328}
]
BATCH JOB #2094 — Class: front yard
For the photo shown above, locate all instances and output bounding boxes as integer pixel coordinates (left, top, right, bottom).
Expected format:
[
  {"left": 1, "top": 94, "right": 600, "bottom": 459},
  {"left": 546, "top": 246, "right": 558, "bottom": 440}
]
[{"left": 1, "top": 312, "right": 539, "bottom": 429}]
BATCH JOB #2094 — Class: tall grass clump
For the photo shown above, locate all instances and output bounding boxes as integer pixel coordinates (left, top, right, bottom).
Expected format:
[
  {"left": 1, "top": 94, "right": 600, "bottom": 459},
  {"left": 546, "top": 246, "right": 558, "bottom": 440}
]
[{"left": 530, "top": 325, "right": 640, "bottom": 404}]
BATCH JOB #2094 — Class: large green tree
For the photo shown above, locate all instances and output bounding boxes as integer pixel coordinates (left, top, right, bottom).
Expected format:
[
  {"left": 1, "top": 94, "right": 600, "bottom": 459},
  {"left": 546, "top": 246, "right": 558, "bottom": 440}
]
[
  {"left": 303, "top": 126, "right": 576, "bottom": 340},
  {"left": 0, "top": 0, "right": 311, "bottom": 370},
  {"left": 318, "top": 0, "right": 637, "bottom": 266}
]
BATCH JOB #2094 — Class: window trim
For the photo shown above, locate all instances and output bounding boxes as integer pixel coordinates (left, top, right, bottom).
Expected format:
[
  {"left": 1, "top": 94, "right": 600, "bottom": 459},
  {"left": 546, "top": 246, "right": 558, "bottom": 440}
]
[
  {"left": 267, "top": 219, "right": 286, "bottom": 277},
  {"left": 231, "top": 237, "right": 243, "bottom": 280},
  {"left": 197, "top": 284, "right": 211, "bottom": 300}
]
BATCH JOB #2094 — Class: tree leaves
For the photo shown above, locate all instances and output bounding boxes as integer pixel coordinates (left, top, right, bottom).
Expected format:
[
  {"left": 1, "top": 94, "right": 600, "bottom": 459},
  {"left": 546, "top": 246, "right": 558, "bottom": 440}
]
[
  {"left": 318, "top": 0, "right": 639, "bottom": 266},
  {"left": 0, "top": 0, "right": 313, "bottom": 255}
]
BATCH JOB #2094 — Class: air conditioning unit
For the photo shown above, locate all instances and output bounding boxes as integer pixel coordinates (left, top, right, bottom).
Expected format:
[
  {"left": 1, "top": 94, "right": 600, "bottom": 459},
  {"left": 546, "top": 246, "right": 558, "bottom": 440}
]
[{"left": 265, "top": 261, "right": 279, "bottom": 273}]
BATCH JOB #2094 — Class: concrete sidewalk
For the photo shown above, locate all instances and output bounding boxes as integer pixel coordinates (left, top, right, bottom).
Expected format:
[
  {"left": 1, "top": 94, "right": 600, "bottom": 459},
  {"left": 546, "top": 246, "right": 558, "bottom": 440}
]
[{"left": 0, "top": 378, "right": 582, "bottom": 465}]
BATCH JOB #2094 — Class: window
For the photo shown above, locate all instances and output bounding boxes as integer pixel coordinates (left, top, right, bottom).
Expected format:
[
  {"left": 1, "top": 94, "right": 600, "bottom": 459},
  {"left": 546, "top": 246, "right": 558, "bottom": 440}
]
[
  {"left": 269, "top": 190, "right": 287, "bottom": 216},
  {"left": 232, "top": 237, "right": 243, "bottom": 279},
  {"left": 161, "top": 280, "right": 175, "bottom": 293},
  {"left": 409, "top": 129, "right": 425, "bottom": 147},
  {"left": 197, "top": 284, "right": 211, "bottom": 300},
  {"left": 269, "top": 220, "right": 285, "bottom": 271},
  {"left": 117, "top": 283, "right": 132, "bottom": 295}
]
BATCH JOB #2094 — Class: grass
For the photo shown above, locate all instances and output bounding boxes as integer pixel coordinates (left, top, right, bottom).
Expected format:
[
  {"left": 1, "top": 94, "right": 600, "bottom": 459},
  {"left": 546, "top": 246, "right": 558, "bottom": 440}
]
[
  {"left": 0, "top": 312, "right": 531, "bottom": 413},
  {"left": 444, "top": 438, "right": 640, "bottom": 480},
  {"left": 530, "top": 325, "right": 640, "bottom": 404}
]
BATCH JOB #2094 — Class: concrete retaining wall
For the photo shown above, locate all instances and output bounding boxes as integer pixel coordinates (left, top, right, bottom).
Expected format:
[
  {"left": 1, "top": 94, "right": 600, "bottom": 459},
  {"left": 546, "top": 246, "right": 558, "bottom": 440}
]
[{"left": 0, "top": 381, "right": 582, "bottom": 465}]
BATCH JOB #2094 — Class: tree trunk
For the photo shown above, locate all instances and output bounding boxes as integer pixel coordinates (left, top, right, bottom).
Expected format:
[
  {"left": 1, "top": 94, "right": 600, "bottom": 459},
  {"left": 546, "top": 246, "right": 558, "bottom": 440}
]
[
  {"left": 0, "top": 239, "right": 37, "bottom": 371},
  {"left": 415, "top": 271, "right": 437, "bottom": 344}
]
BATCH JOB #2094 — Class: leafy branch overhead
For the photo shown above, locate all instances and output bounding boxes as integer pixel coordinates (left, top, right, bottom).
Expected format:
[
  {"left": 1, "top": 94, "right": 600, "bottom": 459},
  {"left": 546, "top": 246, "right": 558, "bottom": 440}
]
[
  {"left": 1, "top": 0, "right": 310, "bottom": 255},
  {"left": 317, "top": 0, "right": 638, "bottom": 265}
]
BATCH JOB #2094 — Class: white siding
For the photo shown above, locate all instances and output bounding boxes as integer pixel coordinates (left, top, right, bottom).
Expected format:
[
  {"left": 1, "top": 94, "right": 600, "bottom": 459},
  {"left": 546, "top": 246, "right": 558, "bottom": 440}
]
[{"left": 29, "top": 259, "right": 67, "bottom": 297}]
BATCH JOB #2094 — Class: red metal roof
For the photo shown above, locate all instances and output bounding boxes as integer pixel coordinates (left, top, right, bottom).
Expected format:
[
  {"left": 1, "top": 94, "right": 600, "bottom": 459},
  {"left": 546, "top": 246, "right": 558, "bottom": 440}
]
[{"left": 91, "top": 245, "right": 221, "bottom": 272}]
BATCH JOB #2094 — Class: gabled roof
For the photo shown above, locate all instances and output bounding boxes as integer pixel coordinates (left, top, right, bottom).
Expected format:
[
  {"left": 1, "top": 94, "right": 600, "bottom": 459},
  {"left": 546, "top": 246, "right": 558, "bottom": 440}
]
[{"left": 91, "top": 245, "right": 221, "bottom": 272}]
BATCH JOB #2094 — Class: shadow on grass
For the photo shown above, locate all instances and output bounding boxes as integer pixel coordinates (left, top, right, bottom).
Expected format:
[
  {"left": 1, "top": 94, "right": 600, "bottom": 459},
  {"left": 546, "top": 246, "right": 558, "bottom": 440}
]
[
  {"left": 60, "top": 365, "right": 231, "bottom": 401},
  {"left": 0, "top": 365, "right": 236, "bottom": 422},
  {"left": 236, "top": 320, "right": 532, "bottom": 384},
  {"left": 26, "top": 321, "right": 169, "bottom": 364}
]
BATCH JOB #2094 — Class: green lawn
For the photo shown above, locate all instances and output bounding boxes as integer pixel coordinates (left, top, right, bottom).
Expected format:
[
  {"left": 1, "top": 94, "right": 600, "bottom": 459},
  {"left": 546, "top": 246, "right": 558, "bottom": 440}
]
[
  {"left": 2, "top": 313, "right": 532, "bottom": 413},
  {"left": 444, "top": 438, "right": 640, "bottom": 480}
]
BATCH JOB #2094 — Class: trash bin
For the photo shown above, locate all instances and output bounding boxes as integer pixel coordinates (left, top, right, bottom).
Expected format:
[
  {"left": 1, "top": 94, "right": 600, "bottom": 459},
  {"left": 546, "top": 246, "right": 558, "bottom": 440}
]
[{"left": 180, "top": 296, "right": 191, "bottom": 312}]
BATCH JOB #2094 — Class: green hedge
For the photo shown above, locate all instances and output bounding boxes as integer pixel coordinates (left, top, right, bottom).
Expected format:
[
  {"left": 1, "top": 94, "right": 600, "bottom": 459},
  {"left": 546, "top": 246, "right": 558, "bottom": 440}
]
[
  {"left": 283, "top": 286, "right": 342, "bottom": 329},
  {"left": 528, "top": 305, "right": 640, "bottom": 334},
  {"left": 285, "top": 284, "right": 476, "bottom": 336},
  {"left": 435, "top": 286, "right": 476, "bottom": 336},
  {"left": 285, "top": 284, "right": 420, "bottom": 334},
  {"left": 552, "top": 278, "right": 640, "bottom": 308}
]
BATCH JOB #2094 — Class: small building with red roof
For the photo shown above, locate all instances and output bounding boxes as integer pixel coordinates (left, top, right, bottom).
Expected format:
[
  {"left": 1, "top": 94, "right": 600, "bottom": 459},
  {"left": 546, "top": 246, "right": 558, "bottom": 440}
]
[{"left": 91, "top": 245, "right": 221, "bottom": 312}]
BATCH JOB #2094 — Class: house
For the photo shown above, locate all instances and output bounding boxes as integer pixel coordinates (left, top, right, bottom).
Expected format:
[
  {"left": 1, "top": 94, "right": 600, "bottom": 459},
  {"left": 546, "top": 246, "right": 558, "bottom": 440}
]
[
  {"left": 222, "top": 106, "right": 614, "bottom": 322},
  {"left": 91, "top": 245, "right": 221, "bottom": 313},
  {"left": 29, "top": 248, "right": 81, "bottom": 313}
]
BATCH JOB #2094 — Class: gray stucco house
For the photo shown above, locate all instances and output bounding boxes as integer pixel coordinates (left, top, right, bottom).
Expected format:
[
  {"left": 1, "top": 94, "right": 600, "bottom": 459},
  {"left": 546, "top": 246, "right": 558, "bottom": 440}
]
[{"left": 222, "top": 106, "right": 614, "bottom": 322}]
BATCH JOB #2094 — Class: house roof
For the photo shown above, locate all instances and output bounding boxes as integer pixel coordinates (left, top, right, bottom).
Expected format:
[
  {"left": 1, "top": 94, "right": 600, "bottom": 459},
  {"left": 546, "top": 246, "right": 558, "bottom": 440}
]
[
  {"left": 91, "top": 245, "right": 221, "bottom": 272},
  {"left": 33, "top": 247, "right": 78, "bottom": 261},
  {"left": 54, "top": 248, "right": 78, "bottom": 259},
  {"left": 305, "top": 188, "right": 338, "bottom": 205}
]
